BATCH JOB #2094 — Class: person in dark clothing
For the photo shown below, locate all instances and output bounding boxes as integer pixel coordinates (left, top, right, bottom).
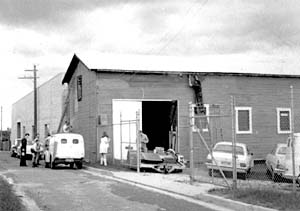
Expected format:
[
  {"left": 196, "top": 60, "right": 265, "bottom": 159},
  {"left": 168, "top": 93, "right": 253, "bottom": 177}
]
[{"left": 20, "top": 133, "right": 30, "bottom": 167}]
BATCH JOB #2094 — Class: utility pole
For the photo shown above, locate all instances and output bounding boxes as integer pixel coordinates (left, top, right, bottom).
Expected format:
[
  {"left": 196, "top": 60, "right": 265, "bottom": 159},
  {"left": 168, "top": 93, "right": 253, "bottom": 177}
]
[{"left": 19, "top": 65, "right": 38, "bottom": 138}]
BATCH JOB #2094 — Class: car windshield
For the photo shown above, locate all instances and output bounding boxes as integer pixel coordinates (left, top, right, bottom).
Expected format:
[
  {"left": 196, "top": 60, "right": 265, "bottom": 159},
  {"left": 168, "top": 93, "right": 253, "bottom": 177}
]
[
  {"left": 277, "top": 146, "right": 287, "bottom": 155},
  {"left": 213, "top": 144, "right": 244, "bottom": 155}
]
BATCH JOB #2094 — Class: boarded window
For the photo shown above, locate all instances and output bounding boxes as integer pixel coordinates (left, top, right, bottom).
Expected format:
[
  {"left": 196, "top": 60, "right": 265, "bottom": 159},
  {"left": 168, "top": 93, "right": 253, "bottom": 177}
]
[
  {"left": 277, "top": 108, "right": 291, "bottom": 133},
  {"left": 77, "top": 75, "right": 82, "bottom": 102},
  {"left": 236, "top": 107, "right": 252, "bottom": 134}
]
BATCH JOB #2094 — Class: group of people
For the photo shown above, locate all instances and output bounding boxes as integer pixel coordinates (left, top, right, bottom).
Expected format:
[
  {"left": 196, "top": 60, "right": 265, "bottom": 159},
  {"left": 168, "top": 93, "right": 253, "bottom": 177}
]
[
  {"left": 19, "top": 133, "right": 43, "bottom": 168},
  {"left": 19, "top": 127, "right": 150, "bottom": 168}
]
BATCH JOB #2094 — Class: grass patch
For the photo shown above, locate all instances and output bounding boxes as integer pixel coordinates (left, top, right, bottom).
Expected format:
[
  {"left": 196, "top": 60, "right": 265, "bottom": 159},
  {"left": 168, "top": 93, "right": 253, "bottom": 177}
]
[
  {"left": 0, "top": 177, "right": 26, "bottom": 211},
  {"left": 209, "top": 187, "right": 300, "bottom": 211}
]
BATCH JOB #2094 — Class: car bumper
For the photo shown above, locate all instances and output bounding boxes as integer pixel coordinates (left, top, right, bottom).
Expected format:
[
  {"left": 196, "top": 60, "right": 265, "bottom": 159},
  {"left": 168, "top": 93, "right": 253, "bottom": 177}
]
[
  {"left": 53, "top": 158, "right": 84, "bottom": 164},
  {"left": 206, "top": 163, "right": 249, "bottom": 173}
]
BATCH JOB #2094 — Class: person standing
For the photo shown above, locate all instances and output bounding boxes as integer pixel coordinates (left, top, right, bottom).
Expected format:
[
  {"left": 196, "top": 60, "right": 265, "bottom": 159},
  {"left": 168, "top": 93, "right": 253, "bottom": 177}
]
[
  {"left": 138, "top": 130, "right": 149, "bottom": 153},
  {"left": 63, "top": 121, "right": 71, "bottom": 133},
  {"left": 31, "top": 134, "right": 41, "bottom": 167},
  {"left": 20, "top": 133, "right": 30, "bottom": 167},
  {"left": 99, "top": 132, "right": 110, "bottom": 166}
]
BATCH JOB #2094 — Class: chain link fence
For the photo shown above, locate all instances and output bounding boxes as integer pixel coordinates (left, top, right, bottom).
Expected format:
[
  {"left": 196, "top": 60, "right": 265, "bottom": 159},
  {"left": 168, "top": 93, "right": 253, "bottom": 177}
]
[{"left": 188, "top": 93, "right": 300, "bottom": 192}]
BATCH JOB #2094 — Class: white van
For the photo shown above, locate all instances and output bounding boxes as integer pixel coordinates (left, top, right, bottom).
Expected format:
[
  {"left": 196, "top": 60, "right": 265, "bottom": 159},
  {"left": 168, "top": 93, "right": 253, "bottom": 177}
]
[{"left": 45, "top": 133, "right": 85, "bottom": 169}]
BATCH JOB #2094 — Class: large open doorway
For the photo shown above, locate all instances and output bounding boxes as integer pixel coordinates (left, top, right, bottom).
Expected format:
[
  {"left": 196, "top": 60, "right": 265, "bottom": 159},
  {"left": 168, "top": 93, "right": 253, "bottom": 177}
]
[
  {"left": 112, "top": 99, "right": 178, "bottom": 160},
  {"left": 142, "top": 101, "right": 177, "bottom": 151}
]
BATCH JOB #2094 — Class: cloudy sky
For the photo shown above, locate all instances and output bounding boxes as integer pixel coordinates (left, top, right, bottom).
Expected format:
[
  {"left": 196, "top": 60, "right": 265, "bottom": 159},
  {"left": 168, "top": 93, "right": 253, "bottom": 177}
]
[{"left": 0, "top": 0, "right": 300, "bottom": 128}]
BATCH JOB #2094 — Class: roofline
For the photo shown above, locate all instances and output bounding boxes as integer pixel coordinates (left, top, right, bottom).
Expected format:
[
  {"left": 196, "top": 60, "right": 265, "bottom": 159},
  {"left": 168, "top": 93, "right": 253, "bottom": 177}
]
[
  {"left": 62, "top": 54, "right": 90, "bottom": 84},
  {"left": 91, "top": 68, "right": 300, "bottom": 78},
  {"left": 62, "top": 54, "right": 300, "bottom": 84}
]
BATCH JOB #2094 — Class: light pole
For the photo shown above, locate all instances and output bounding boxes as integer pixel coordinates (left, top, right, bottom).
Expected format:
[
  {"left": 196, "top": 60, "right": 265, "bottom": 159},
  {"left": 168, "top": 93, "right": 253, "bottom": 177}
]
[{"left": 19, "top": 65, "right": 38, "bottom": 138}]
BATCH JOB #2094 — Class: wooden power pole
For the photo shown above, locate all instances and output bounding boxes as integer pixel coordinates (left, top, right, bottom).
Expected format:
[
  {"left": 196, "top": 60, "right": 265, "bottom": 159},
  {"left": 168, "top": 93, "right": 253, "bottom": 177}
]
[{"left": 19, "top": 65, "right": 38, "bottom": 137}]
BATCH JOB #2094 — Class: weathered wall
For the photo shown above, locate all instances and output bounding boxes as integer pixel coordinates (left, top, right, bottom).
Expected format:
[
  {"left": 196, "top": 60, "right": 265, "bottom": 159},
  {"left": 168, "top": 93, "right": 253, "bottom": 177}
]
[
  {"left": 67, "top": 62, "right": 97, "bottom": 162},
  {"left": 198, "top": 75, "right": 300, "bottom": 161},
  {"left": 95, "top": 72, "right": 194, "bottom": 161}
]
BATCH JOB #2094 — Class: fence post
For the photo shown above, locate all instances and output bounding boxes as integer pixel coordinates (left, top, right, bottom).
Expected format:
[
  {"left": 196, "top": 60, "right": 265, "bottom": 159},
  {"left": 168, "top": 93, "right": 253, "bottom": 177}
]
[
  {"left": 290, "top": 86, "right": 296, "bottom": 192},
  {"left": 231, "top": 96, "right": 237, "bottom": 191},
  {"left": 120, "top": 113, "right": 123, "bottom": 164},
  {"left": 136, "top": 111, "right": 140, "bottom": 173},
  {"left": 189, "top": 102, "right": 194, "bottom": 183}
]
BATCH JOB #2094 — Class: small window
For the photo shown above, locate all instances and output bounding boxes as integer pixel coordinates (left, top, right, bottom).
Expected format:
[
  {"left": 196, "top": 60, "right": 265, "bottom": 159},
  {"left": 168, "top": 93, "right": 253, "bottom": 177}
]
[
  {"left": 277, "top": 108, "right": 291, "bottom": 134},
  {"left": 61, "top": 139, "right": 67, "bottom": 144},
  {"left": 77, "top": 75, "right": 82, "bottom": 102},
  {"left": 235, "top": 107, "right": 252, "bottom": 134},
  {"left": 73, "top": 139, "right": 79, "bottom": 144}
]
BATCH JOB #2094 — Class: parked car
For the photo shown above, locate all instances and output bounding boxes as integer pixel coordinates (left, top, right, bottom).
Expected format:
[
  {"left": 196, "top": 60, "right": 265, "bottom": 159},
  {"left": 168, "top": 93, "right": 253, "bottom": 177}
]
[
  {"left": 205, "top": 142, "right": 254, "bottom": 179},
  {"left": 45, "top": 133, "right": 85, "bottom": 169},
  {"left": 16, "top": 140, "right": 34, "bottom": 160},
  {"left": 10, "top": 138, "right": 21, "bottom": 157},
  {"left": 271, "top": 134, "right": 300, "bottom": 181},
  {"left": 265, "top": 143, "right": 287, "bottom": 181}
]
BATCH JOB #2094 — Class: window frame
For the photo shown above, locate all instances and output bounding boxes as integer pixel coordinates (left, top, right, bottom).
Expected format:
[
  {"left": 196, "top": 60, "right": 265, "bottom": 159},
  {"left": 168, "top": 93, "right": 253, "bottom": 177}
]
[
  {"left": 276, "top": 108, "right": 291, "bottom": 134},
  {"left": 235, "top": 106, "right": 252, "bottom": 134},
  {"left": 77, "top": 75, "right": 82, "bottom": 102}
]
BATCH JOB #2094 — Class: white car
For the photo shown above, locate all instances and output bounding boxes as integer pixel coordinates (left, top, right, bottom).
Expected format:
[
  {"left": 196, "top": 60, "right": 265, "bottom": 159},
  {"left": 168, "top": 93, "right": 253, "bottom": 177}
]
[
  {"left": 205, "top": 142, "right": 254, "bottom": 178},
  {"left": 265, "top": 143, "right": 287, "bottom": 181},
  {"left": 17, "top": 140, "right": 34, "bottom": 159}
]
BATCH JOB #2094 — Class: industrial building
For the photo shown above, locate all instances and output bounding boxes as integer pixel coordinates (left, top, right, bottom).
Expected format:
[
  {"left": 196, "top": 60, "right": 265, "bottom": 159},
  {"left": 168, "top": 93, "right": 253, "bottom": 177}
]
[{"left": 61, "top": 54, "right": 300, "bottom": 164}]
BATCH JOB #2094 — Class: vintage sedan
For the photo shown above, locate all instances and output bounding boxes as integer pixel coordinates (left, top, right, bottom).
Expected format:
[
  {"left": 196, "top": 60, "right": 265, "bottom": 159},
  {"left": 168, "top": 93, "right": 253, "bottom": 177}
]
[
  {"left": 265, "top": 143, "right": 287, "bottom": 181},
  {"left": 205, "top": 142, "right": 254, "bottom": 179}
]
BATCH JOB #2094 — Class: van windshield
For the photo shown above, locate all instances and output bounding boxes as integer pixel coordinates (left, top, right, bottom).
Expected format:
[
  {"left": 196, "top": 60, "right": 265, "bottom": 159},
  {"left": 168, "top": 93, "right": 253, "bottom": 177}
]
[{"left": 214, "top": 144, "right": 244, "bottom": 155}]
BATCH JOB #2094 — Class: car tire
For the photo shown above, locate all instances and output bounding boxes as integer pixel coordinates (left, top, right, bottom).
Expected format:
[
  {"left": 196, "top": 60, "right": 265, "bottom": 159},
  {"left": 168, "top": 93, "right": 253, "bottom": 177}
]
[
  {"left": 272, "top": 173, "right": 281, "bottom": 182},
  {"left": 266, "top": 168, "right": 271, "bottom": 176},
  {"left": 208, "top": 169, "right": 212, "bottom": 176},
  {"left": 76, "top": 162, "right": 82, "bottom": 169}
]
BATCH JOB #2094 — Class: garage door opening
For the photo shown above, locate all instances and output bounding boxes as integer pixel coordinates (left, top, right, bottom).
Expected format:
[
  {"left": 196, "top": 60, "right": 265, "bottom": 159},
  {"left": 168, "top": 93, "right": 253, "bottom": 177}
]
[
  {"left": 112, "top": 99, "right": 178, "bottom": 160},
  {"left": 142, "top": 100, "right": 177, "bottom": 151}
]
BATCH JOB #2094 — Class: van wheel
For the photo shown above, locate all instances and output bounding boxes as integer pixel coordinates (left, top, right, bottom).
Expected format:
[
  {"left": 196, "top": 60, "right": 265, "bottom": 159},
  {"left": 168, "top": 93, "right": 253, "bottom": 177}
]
[
  {"left": 70, "top": 163, "right": 74, "bottom": 169},
  {"left": 76, "top": 162, "right": 82, "bottom": 169}
]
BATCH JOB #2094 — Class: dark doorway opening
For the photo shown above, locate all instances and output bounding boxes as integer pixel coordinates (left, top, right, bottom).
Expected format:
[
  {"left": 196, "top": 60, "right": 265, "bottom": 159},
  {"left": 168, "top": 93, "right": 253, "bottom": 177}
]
[{"left": 142, "top": 101, "right": 177, "bottom": 151}]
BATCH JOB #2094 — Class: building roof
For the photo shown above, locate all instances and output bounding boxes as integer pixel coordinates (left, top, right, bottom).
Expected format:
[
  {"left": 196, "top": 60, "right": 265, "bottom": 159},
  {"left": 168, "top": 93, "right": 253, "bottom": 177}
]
[{"left": 62, "top": 53, "right": 300, "bottom": 84}]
